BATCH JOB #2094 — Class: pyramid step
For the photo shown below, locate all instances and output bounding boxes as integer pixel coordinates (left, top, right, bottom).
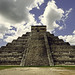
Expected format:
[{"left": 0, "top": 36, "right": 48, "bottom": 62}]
[
  {"left": 0, "top": 61, "right": 21, "bottom": 65},
  {"left": 0, "top": 57, "right": 21, "bottom": 61},
  {"left": 0, "top": 53, "right": 22, "bottom": 56},
  {"left": 55, "top": 61, "right": 75, "bottom": 65},
  {"left": 0, "top": 26, "right": 75, "bottom": 66},
  {"left": 54, "top": 58, "right": 75, "bottom": 62},
  {"left": 53, "top": 53, "right": 75, "bottom": 56}
]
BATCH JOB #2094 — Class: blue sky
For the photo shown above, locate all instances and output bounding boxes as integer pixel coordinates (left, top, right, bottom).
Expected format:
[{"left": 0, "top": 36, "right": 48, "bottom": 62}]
[
  {"left": 55, "top": 0, "right": 75, "bottom": 35},
  {"left": 30, "top": 0, "right": 75, "bottom": 35},
  {"left": 0, "top": 0, "right": 75, "bottom": 47}
]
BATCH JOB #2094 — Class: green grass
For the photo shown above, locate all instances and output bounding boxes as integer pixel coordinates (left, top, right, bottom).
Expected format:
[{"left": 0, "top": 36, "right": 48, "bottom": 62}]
[
  {"left": 0, "top": 66, "right": 20, "bottom": 70},
  {"left": 0, "top": 65, "right": 75, "bottom": 70}
]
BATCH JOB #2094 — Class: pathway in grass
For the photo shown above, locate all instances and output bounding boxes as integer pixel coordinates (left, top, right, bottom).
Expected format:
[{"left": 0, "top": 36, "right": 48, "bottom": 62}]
[{"left": 0, "top": 67, "right": 75, "bottom": 75}]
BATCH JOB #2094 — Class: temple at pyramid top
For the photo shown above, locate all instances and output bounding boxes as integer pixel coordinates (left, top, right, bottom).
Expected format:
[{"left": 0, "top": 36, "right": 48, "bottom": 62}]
[{"left": 31, "top": 26, "right": 46, "bottom": 32}]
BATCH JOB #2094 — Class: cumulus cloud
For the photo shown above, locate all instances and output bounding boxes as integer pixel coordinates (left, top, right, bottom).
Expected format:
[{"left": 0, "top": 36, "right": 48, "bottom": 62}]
[
  {"left": 73, "top": 30, "right": 75, "bottom": 34},
  {"left": 0, "top": 0, "right": 44, "bottom": 23},
  {"left": 39, "top": 0, "right": 72, "bottom": 32},
  {"left": 39, "top": 0, "right": 64, "bottom": 32},
  {"left": 0, "top": 34, "right": 3, "bottom": 39},
  {"left": 0, "top": 20, "right": 11, "bottom": 39},
  {"left": 27, "top": 0, "right": 44, "bottom": 10},
  {"left": 4, "top": 13, "right": 41, "bottom": 42},
  {"left": 0, "top": 0, "right": 44, "bottom": 42},
  {"left": 0, "top": 0, "right": 73, "bottom": 46},
  {"left": 59, "top": 30, "right": 75, "bottom": 45}
]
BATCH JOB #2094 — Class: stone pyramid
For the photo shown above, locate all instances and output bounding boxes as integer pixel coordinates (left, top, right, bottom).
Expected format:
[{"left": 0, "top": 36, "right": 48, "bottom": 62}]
[{"left": 0, "top": 26, "right": 75, "bottom": 66}]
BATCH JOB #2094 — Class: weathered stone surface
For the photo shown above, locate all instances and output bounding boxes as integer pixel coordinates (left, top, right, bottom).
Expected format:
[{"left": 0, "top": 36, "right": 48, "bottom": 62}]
[{"left": 0, "top": 26, "right": 75, "bottom": 66}]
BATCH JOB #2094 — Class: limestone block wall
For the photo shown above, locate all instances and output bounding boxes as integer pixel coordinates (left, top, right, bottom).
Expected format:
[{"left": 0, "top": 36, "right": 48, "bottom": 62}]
[
  {"left": 0, "top": 26, "right": 75, "bottom": 66},
  {"left": 31, "top": 26, "right": 46, "bottom": 33},
  {"left": 47, "top": 32, "right": 75, "bottom": 65},
  {"left": 0, "top": 32, "right": 30, "bottom": 65}
]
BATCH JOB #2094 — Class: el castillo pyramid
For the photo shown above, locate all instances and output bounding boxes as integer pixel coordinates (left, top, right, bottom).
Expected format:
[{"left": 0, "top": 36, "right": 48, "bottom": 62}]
[{"left": 0, "top": 26, "right": 75, "bottom": 66}]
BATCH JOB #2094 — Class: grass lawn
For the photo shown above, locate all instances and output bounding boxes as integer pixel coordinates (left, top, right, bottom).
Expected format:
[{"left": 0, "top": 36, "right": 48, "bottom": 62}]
[
  {"left": 0, "top": 66, "right": 75, "bottom": 70},
  {"left": 0, "top": 66, "right": 20, "bottom": 70}
]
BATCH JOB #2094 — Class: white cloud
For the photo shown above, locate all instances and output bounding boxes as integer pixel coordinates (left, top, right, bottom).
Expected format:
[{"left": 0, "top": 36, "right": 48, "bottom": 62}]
[
  {"left": 39, "top": 0, "right": 72, "bottom": 32},
  {"left": 27, "top": 0, "right": 44, "bottom": 10},
  {"left": 0, "top": 18, "right": 11, "bottom": 39},
  {"left": 0, "top": 0, "right": 44, "bottom": 42},
  {"left": 4, "top": 13, "right": 41, "bottom": 42},
  {"left": 0, "top": 0, "right": 73, "bottom": 46},
  {"left": 73, "top": 30, "right": 75, "bottom": 34},
  {"left": 4, "top": 23, "right": 31, "bottom": 42},
  {"left": 60, "top": 8, "right": 72, "bottom": 30},
  {"left": 59, "top": 31, "right": 75, "bottom": 45},
  {"left": 0, "top": 34, "right": 3, "bottom": 39},
  {"left": 0, "top": 0, "right": 44, "bottom": 23},
  {"left": 39, "top": 0, "right": 64, "bottom": 32},
  {"left": 61, "top": 8, "right": 72, "bottom": 22}
]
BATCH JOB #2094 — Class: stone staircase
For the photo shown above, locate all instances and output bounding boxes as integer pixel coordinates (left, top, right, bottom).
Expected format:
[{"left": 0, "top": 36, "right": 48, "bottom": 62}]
[
  {"left": 23, "top": 32, "right": 50, "bottom": 66},
  {"left": 0, "top": 26, "right": 75, "bottom": 66},
  {"left": 47, "top": 32, "right": 75, "bottom": 65}
]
